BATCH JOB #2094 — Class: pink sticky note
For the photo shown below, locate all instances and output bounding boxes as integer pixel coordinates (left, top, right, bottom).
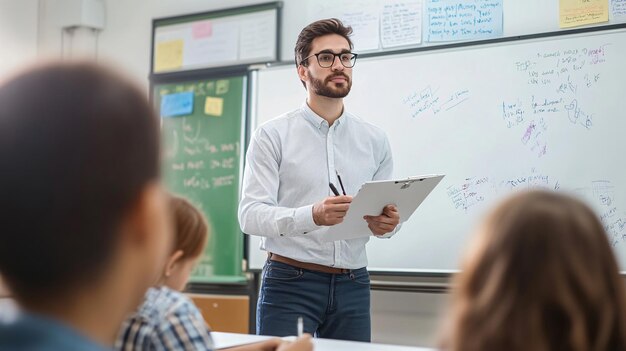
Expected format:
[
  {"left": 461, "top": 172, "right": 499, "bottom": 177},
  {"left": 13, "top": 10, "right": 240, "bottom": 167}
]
[{"left": 192, "top": 21, "right": 213, "bottom": 39}]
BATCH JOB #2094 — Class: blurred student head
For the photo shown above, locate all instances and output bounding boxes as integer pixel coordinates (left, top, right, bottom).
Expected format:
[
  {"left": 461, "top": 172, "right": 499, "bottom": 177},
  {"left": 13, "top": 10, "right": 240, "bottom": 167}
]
[
  {"left": 161, "top": 195, "right": 209, "bottom": 291},
  {"left": 440, "top": 190, "right": 626, "bottom": 351},
  {"left": 0, "top": 62, "right": 172, "bottom": 342}
]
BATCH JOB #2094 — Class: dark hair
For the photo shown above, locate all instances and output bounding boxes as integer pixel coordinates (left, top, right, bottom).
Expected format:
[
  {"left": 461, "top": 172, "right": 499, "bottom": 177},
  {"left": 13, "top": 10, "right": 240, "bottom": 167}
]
[
  {"left": 170, "top": 195, "right": 209, "bottom": 260},
  {"left": 295, "top": 18, "right": 354, "bottom": 66},
  {"left": 0, "top": 62, "right": 160, "bottom": 301},
  {"left": 295, "top": 18, "right": 353, "bottom": 87},
  {"left": 439, "top": 190, "right": 626, "bottom": 351}
]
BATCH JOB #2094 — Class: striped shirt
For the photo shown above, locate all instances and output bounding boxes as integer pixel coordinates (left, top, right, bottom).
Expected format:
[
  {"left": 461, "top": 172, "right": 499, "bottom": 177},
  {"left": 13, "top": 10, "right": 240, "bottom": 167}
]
[
  {"left": 116, "top": 286, "right": 214, "bottom": 351},
  {"left": 239, "top": 102, "right": 398, "bottom": 269}
]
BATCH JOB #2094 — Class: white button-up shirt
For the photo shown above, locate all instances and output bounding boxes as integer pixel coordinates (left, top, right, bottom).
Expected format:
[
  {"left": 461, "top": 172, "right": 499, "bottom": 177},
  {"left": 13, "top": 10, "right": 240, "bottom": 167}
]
[{"left": 238, "top": 102, "right": 397, "bottom": 269}]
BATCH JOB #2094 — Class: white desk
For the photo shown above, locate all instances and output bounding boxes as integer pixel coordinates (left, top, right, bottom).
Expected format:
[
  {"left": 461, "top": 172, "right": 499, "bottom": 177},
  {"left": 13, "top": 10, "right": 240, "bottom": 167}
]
[{"left": 213, "top": 332, "right": 433, "bottom": 351}]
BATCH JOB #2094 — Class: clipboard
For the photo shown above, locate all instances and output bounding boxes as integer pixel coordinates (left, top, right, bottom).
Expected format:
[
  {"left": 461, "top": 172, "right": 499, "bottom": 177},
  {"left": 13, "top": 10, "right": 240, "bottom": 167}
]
[{"left": 324, "top": 174, "right": 444, "bottom": 241}]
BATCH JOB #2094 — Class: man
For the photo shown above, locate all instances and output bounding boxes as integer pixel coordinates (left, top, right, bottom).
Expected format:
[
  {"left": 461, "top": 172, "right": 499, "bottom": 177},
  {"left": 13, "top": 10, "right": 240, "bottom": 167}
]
[
  {"left": 239, "top": 19, "right": 400, "bottom": 342},
  {"left": 0, "top": 63, "right": 172, "bottom": 350}
]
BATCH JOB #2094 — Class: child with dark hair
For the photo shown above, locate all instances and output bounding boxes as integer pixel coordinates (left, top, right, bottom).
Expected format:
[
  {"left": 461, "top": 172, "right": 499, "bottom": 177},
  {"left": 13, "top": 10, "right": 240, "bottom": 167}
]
[{"left": 0, "top": 62, "right": 172, "bottom": 350}]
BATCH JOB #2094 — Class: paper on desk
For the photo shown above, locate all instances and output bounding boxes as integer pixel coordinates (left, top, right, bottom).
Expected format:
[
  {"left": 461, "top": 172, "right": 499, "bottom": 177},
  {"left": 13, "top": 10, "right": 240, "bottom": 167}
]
[{"left": 213, "top": 332, "right": 274, "bottom": 349}]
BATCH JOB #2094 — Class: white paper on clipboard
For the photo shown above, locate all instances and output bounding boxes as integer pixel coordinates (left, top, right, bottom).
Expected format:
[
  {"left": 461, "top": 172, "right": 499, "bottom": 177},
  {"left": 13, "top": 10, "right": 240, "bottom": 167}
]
[{"left": 324, "top": 174, "right": 444, "bottom": 241}]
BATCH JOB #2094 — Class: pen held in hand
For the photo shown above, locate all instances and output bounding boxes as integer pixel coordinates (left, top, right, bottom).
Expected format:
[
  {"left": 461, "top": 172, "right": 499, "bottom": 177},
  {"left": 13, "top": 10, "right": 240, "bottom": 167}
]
[
  {"left": 297, "top": 316, "right": 303, "bottom": 337},
  {"left": 329, "top": 182, "right": 340, "bottom": 196},
  {"left": 336, "top": 171, "right": 347, "bottom": 195}
]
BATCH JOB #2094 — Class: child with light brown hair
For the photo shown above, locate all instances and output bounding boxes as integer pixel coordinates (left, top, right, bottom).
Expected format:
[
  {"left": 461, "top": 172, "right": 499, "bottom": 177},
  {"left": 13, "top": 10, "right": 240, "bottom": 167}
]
[
  {"left": 117, "top": 195, "right": 312, "bottom": 351},
  {"left": 439, "top": 190, "right": 626, "bottom": 351}
]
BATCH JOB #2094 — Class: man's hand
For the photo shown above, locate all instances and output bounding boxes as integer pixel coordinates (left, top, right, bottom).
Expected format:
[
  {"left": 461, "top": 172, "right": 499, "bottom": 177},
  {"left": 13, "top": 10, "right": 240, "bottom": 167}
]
[
  {"left": 312, "top": 195, "right": 352, "bottom": 226},
  {"left": 364, "top": 204, "right": 399, "bottom": 236}
]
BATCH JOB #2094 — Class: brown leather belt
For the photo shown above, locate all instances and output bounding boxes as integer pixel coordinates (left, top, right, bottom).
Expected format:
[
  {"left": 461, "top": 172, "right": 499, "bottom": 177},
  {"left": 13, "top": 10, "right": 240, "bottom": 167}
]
[{"left": 269, "top": 253, "right": 351, "bottom": 274}]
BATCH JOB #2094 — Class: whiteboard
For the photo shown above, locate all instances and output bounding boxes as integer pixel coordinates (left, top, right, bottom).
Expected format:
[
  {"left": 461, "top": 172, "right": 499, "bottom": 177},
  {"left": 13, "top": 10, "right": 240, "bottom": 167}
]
[{"left": 248, "top": 27, "right": 626, "bottom": 273}]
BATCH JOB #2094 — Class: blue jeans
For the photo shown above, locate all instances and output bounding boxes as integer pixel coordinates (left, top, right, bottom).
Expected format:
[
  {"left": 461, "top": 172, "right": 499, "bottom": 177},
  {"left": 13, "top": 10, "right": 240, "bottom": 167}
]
[{"left": 257, "top": 259, "right": 371, "bottom": 342}]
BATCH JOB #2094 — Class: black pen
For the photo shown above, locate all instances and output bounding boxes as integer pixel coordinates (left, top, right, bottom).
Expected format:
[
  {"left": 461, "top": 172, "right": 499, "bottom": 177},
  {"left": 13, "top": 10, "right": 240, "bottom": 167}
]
[
  {"left": 336, "top": 171, "right": 347, "bottom": 195},
  {"left": 329, "top": 183, "right": 340, "bottom": 196}
]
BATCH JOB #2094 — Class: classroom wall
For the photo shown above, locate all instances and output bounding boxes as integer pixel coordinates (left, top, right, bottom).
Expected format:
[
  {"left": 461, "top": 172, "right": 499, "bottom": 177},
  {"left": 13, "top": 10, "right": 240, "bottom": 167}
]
[
  {"left": 40, "top": 0, "right": 588, "bottom": 87},
  {"left": 36, "top": 0, "right": 277, "bottom": 85},
  {"left": 38, "top": 0, "right": 615, "bottom": 84},
  {"left": 0, "top": 0, "right": 38, "bottom": 81},
  {"left": 31, "top": 0, "right": 626, "bottom": 348},
  {"left": 33, "top": 0, "right": 445, "bottom": 346}
]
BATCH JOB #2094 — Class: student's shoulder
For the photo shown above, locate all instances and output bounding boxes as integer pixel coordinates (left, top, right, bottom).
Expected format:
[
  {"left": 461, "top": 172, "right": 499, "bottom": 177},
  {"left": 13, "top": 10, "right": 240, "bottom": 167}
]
[
  {"left": 130, "top": 287, "right": 187, "bottom": 323},
  {"left": 145, "top": 287, "right": 203, "bottom": 325},
  {"left": 0, "top": 313, "right": 109, "bottom": 351},
  {"left": 118, "top": 287, "right": 207, "bottom": 348}
]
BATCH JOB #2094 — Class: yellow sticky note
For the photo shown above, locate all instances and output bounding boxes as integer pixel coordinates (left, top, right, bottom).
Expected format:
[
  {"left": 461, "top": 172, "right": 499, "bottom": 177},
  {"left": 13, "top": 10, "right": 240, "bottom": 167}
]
[
  {"left": 560, "top": 0, "right": 609, "bottom": 28},
  {"left": 204, "top": 96, "right": 223, "bottom": 117},
  {"left": 155, "top": 40, "right": 184, "bottom": 72}
]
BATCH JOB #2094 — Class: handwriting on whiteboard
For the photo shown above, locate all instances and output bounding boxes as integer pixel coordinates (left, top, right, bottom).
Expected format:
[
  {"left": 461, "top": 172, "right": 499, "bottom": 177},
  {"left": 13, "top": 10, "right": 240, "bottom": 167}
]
[{"left": 402, "top": 85, "right": 470, "bottom": 119}]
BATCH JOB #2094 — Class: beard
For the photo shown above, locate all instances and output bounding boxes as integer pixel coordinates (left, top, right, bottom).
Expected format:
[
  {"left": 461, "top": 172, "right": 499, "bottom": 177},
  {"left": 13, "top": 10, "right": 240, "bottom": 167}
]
[{"left": 310, "top": 73, "right": 352, "bottom": 98}]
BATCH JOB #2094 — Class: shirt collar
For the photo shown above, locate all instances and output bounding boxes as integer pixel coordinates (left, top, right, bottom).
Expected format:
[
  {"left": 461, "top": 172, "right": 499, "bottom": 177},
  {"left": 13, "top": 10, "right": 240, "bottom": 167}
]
[{"left": 301, "top": 101, "right": 346, "bottom": 130}]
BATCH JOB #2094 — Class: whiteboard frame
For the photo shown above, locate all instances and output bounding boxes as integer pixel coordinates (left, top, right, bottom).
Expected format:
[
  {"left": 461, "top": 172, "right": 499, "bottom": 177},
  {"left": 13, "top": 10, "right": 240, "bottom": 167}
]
[{"left": 245, "top": 23, "right": 626, "bottom": 275}]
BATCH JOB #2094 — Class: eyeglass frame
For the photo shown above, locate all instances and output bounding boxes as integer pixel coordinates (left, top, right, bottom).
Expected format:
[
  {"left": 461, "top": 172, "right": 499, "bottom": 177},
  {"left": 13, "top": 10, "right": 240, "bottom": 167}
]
[{"left": 299, "top": 51, "right": 359, "bottom": 68}]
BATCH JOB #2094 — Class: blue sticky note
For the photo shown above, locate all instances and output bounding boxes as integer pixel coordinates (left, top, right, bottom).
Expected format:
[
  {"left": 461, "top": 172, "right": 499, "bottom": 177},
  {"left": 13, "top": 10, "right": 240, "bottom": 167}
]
[
  {"left": 161, "top": 91, "right": 194, "bottom": 117},
  {"left": 426, "top": 0, "right": 503, "bottom": 42}
]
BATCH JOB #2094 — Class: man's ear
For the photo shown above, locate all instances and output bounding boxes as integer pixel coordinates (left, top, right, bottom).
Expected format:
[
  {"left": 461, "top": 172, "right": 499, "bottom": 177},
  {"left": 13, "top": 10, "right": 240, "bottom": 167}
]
[
  {"left": 297, "top": 64, "right": 309, "bottom": 84},
  {"left": 164, "top": 250, "right": 184, "bottom": 277}
]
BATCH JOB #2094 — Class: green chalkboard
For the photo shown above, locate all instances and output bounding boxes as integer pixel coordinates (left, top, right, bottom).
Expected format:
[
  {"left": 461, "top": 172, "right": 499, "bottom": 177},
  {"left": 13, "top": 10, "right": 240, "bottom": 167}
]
[{"left": 154, "top": 75, "right": 246, "bottom": 283}]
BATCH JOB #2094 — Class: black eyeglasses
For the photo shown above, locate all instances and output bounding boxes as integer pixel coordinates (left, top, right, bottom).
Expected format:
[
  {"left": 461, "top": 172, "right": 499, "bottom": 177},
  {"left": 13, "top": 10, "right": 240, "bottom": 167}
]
[{"left": 300, "top": 52, "right": 358, "bottom": 68}]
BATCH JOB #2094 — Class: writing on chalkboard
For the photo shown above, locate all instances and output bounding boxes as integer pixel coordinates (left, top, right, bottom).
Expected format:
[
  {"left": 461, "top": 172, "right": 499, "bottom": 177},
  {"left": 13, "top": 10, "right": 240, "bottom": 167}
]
[
  {"left": 163, "top": 109, "right": 242, "bottom": 194},
  {"left": 159, "top": 75, "right": 245, "bottom": 281},
  {"left": 161, "top": 80, "right": 229, "bottom": 99}
]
